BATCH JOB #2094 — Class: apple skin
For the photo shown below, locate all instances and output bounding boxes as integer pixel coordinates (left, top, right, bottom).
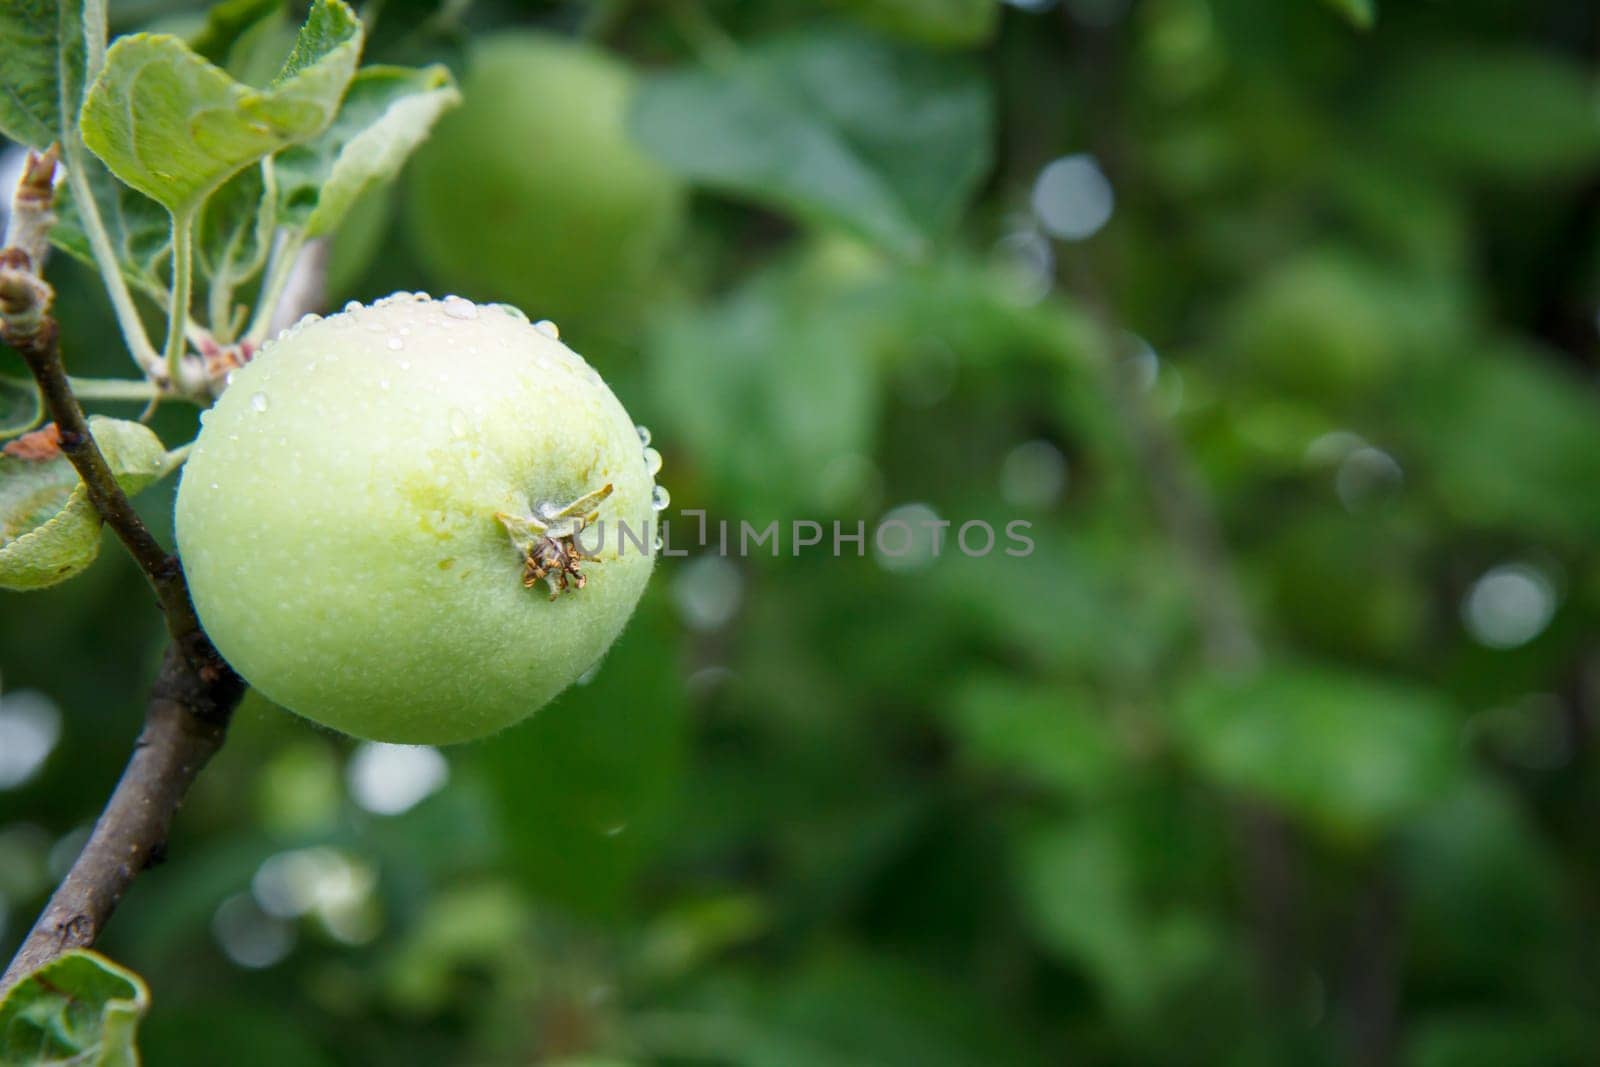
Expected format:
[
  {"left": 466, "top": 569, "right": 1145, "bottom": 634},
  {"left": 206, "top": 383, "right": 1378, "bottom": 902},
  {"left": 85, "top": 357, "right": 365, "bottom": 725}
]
[
  {"left": 405, "top": 33, "right": 684, "bottom": 331},
  {"left": 175, "top": 295, "right": 658, "bottom": 744}
]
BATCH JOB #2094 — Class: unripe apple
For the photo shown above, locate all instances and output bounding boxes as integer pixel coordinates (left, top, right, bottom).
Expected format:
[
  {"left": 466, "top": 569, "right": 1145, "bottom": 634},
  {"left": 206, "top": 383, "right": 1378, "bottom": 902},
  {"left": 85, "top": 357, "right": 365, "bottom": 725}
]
[
  {"left": 175, "top": 294, "right": 663, "bottom": 744},
  {"left": 405, "top": 33, "right": 684, "bottom": 331}
]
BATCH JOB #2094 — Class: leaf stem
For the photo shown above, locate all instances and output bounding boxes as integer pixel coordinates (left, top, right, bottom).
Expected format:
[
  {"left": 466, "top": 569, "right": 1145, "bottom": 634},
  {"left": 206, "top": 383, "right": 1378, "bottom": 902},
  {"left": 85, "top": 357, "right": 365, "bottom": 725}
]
[
  {"left": 65, "top": 375, "right": 161, "bottom": 401},
  {"left": 163, "top": 211, "right": 193, "bottom": 383},
  {"left": 61, "top": 155, "right": 163, "bottom": 378},
  {"left": 84, "top": 0, "right": 108, "bottom": 78}
]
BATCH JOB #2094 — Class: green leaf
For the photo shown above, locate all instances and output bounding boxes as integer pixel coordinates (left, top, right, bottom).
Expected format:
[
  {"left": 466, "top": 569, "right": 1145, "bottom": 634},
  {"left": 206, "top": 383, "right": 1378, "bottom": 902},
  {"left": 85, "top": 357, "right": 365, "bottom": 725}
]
[
  {"left": 0, "top": 949, "right": 150, "bottom": 1066},
  {"left": 0, "top": 416, "right": 173, "bottom": 591},
  {"left": 51, "top": 170, "right": 173, "bottom": 302},
  {"left": 0, "top": 0, "right": 87, "bottom": 149},
  {"left": 1175, "top": 663, "right": 1464, "bottom": 839},
  {"left": 943, "top": 676, "right": 1119, "bottom": 798},
  {"left": 1016, "top": 818, "right": 1217, "bottom": 1018},
  {"left": 79, "top": 0, "right": 362, "bottom": 217},
  {"left": 1402, "top": 341, "right": 1600, "bottom": 545},
  {"left": 1373, "top": 48, "right": 1600, "bottom": 182},
  {"left": 0, "top": 377, "right": 43, "bottom": 440},
  {"left": 276, "top": 64, "right": 460, "bottom": 237},
  {"left": 631, "top": 27, "right": 992, "bottom": 257},
  {"left": 382, "top": 883, "right": 529, "bottom": 1013},
  {"left": 1320, "top": 0, "right": 1374, "bottom": 30},
  {"left": 648, "top": 250, "right": 883, "bottom": 517}
]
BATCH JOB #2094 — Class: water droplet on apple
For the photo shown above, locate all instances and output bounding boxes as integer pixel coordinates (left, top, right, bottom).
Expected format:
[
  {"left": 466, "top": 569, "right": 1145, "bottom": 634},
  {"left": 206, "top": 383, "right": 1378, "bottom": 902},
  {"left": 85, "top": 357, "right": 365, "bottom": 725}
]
[{"left": 442, "top": 296, "right": 478, "bottom": 320}]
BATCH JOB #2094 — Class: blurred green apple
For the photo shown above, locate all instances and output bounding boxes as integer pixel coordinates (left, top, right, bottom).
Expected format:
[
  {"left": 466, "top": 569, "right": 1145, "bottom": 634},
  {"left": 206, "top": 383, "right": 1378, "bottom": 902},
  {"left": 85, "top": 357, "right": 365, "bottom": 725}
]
[{"left": 405, "top": 33, "right": 684, "bottom": 331}]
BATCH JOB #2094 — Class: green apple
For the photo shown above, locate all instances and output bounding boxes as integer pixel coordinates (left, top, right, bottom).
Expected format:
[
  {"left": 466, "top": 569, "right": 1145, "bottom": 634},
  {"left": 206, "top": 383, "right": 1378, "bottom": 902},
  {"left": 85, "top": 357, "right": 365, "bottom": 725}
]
[
  {"left": 405, "top": 33, "right": 684, "bottom": 331},
  {"left": 175, "top": 294, "right": 662, "bottom": 744}
]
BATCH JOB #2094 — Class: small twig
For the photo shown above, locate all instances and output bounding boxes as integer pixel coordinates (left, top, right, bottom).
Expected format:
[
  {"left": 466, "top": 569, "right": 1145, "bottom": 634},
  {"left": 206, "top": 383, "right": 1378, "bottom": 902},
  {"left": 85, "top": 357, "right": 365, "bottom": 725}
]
[{"left": 3, "top": 146, "right": 59, "bottom": 269}]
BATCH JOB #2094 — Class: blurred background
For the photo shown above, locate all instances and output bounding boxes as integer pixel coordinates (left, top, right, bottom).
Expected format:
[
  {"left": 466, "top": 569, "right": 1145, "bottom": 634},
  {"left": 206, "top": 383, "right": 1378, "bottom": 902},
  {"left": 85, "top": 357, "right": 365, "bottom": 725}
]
[{"left": 4, "top": 0, "right": 1600, "bottom": 1063}]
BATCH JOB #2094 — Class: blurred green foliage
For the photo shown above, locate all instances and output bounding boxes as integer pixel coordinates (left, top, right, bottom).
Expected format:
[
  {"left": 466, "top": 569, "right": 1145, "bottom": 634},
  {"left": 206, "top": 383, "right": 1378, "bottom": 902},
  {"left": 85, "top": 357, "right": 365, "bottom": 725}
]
[{"left": 4, "top": 0, "right": 1600, "bottom": 1064}]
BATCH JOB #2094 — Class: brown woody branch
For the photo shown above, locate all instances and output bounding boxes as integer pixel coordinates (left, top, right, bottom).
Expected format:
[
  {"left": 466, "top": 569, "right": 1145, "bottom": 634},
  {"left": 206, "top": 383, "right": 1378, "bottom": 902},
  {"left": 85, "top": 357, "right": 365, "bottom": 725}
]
[
  {"left": 0, "top": 645, "right": 242, "bottom": 990},
  {"left": 0, "top": 149, "right": 248, "bottom": 993}
]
